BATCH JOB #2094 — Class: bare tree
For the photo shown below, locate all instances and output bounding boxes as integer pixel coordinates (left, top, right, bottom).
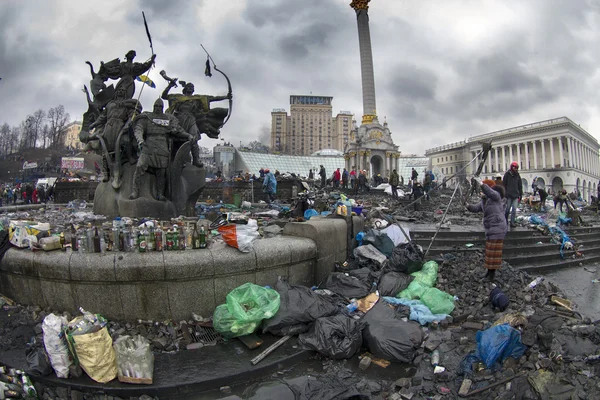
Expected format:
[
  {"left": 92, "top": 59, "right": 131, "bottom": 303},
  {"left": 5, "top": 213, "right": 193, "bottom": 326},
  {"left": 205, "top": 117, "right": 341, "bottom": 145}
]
[
  {"left": 0, "top": 123, "right": 9, "bottom": 156},
  {"left": 248, "top": 140, "right": 270, "bottom": 153},
  {"left": 31, "top": 109, "right": 46, "bottom": 148},
  {"left": 47, "top": 105, "right": 70, "bottom": 149},
  {"left": 19, "top": 117, "right": 34, "bottom": 150},
  {"left": 9, "top": 127, "right": 20, "bottom": 155}
]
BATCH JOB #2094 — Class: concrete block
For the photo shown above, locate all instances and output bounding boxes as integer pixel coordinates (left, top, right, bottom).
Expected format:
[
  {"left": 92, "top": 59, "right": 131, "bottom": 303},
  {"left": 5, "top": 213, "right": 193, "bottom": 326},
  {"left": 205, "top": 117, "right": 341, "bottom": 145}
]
[
  {"left": 210, "top": 242, "right": 257, "bottom": 276},
  {"left": 115, "top": 252, "right": 165, "bottom": 281},
  {"left": 288, "top": 260, "right": 315, "bottom": 287},
  {"left": 164, "top": 250, "right": 215, "bottom": 280},
  {"left": 1, "top": 249, "right": 33, "bottom": 275},
  {"left": 70, "top": 252, "right": 116, "bottom": 282},
  {"left": 255, "top": 266, "right": 288, "bottom": 287},
  {"left": 315, "top": 254, "right": 335, "bottom": 286},
  {"left": 166, "top": 279, "right": 216, "bottom": 321},
  {"left": 213, "top": 273, "right": 256, "bottom": 306},
  {"left": 283, "top": 218, "right": 347, "bottom": 261},
  {"left": 288, "top": 237, "right": 317, "bottom": 263},
  {"left": 253, "top": 238, "right": 291, "bottom": 270},
  {"left": 119, "top": 282, "right": 171, "bottom": 321},
  {"left": 72, "top": 283, "right": 124, "bottom": 320},
  {"left": 34, "top": 251, "right": 71, "bottom": 280},
  {"left": 40, "top": 280, "right": 76, "bottom": 313}
]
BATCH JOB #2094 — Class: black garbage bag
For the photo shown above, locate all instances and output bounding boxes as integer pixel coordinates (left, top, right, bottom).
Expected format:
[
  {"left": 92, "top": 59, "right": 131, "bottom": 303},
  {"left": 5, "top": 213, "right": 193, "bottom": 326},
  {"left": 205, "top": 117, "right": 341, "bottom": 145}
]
[
  {"left": 299, "top": 315, "right": 366, "bottom": 359},
  {"left": 262, "top": 279, "right": 339, "bottom": 336},
  {"left": 25, "top": 342, "right": 53, "bottom": 376},
  {"left": 389, "top": 243, "right": 423, "bottom": 274},
  {"left": 347, "top": 268, "right": 382, "bottom": 286},
  {"left": 362, "top": 302, "right": 424, "bottom": 363},
  {"left": 378, "top": 272, "right": 413, "bottom": 297},
  {"left": 362, "top": 230, "right": 395, "bottom": 257},
  {"left": 324, "top": 272, "right": 371, "bottom": 299}
]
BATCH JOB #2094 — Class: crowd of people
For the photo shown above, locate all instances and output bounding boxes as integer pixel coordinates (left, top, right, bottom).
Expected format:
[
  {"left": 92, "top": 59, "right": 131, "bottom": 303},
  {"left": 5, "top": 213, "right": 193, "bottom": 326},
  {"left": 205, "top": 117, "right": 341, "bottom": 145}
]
[{"left": 0, "top": 183, "right": 54, "bottom": 207}]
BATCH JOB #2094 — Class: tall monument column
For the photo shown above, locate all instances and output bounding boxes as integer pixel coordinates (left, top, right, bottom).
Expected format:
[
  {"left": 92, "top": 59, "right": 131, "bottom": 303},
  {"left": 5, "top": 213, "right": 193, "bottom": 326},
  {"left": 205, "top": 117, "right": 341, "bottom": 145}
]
[{"left": 350, "top": 0, "right": 377, "bottom": 125}]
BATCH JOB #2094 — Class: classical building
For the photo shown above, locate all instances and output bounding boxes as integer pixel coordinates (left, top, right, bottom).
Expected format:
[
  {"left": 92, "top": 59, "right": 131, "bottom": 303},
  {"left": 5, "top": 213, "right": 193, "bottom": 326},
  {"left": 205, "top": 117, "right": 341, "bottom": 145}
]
[
  {"left": 270, "top": 95, "right": 353, "bottom": 156},
  {"left": 426, "top": 117, "right": 600, "bottom": 201},
  {"left": 63, "top": 121, "right": 83, "bottom": 150},
  {"left": 343, "top": 0, "right": 400, "bottom": 178}
]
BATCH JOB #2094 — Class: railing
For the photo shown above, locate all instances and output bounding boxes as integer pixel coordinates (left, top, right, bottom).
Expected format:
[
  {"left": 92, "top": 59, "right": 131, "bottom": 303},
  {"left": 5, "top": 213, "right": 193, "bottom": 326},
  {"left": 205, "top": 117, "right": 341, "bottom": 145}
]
[{"left": 425, "top": 140, "right": 466, "bottom": 155}]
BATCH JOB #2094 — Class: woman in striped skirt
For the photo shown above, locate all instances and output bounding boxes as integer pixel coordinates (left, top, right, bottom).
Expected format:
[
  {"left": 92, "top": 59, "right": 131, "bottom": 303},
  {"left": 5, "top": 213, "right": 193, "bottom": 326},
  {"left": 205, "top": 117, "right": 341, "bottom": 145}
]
[{"left": 466, "top": 179, "right": 508, "bottom": 282}]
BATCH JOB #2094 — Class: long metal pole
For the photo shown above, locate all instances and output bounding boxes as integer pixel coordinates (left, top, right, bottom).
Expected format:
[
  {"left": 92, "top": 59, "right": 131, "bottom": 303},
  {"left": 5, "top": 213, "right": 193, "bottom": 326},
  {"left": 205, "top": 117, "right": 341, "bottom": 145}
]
[
  {"left": 250, "top": 335, "right": 291, "bottom": 365},
  {"left": 424, "top": 180, "right": 461, "bottom": 258}
]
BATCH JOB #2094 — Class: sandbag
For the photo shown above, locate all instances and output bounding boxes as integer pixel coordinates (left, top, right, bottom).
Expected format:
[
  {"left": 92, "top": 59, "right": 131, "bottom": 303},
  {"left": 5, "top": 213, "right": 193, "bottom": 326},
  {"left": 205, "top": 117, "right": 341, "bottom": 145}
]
[
  {"left": 420, "top": 287, "right": 455, "bottom": 315},
  {"left": 72, "top": 327, "right": 117, "bottom": 383},
  {"left": 299, "top": 315, "right": 366, "bottom": 359},
  {"left": 398, "top": 280, "right": 429, "bottom": 300},
  {"left": 378, "top": 272, "right": 413, "bottom": 297},
  {"left": 410, "top": 261, "right": 438, "bottom": 287},
  {"left": 42, "top": 313, "right": 72, "bottom": 378},
  {"left": 262, "top": 280, "right": 339, "bottom": 336},
  {"left": 362, "top": 230, "right": 395, "bottom": 257},
  {"left": 214, "top": 283, "right": 280, "bottom": 338},
  {"left": 324, "top": 272, "right": 371, "bottom": 299},
  {"left": 362, "top": 302, "right": 424, "bottom": 363},
  {"left": 353, "top": 244, "right": 387, "bottom": 269},
  {"left": 389, "top": 243, "right": 423, "bottom": 273}
]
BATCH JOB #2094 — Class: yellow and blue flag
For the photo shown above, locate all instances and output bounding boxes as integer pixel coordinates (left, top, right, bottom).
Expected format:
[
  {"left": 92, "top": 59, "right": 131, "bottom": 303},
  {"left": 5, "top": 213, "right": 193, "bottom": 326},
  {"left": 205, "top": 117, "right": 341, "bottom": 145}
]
[{"left": 136, "top": 75, "right": 156, "bottom": 88}]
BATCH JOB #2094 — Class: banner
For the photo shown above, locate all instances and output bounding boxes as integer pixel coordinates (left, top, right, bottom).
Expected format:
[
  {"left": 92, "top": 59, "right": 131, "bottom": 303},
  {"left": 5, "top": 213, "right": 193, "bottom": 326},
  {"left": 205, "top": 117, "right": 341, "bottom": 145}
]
[
  {"left": 22, "top": 161, "right": 38, "bottom": 169},
  {"left": 61, "top": 157, "right": 85, "bottom": 170}
]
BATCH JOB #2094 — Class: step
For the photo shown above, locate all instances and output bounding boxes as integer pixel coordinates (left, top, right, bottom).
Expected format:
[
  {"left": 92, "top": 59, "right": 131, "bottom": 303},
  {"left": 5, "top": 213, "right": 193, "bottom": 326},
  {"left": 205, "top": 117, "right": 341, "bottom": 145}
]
[
  {"left": 516, "top": 254, "right": 600, "bottom": 273},
  {"left": 505, "top": 245, "right": 600, "bottom": 266}
]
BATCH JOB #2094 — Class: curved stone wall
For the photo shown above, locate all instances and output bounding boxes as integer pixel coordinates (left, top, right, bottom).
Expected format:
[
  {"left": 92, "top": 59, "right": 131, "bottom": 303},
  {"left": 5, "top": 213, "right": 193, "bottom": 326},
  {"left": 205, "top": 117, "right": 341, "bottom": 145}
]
[{"left": 0, "top": 216, "right": 364, "bottom": 321}]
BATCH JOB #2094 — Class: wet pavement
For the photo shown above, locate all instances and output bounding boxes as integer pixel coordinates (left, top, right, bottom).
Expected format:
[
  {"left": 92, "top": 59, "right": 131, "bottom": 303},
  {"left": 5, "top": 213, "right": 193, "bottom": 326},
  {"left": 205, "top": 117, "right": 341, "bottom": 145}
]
[{"left": 543, "top": 263, "right": 600, "bottom": 320}]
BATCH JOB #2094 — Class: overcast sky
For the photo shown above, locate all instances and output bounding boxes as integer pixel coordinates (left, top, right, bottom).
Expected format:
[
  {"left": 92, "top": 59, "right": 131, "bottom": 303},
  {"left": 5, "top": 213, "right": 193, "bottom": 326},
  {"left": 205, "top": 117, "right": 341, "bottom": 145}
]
[{"left": 1, "top": 0, "right": 600, "bottom": 155}]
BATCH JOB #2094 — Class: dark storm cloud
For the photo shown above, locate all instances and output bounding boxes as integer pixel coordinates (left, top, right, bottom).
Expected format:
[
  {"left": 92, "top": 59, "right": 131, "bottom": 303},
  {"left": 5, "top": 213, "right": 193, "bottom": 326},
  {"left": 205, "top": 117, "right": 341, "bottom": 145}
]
[{"left": 2, "top": 0, "right": 600, "bottom": 155}]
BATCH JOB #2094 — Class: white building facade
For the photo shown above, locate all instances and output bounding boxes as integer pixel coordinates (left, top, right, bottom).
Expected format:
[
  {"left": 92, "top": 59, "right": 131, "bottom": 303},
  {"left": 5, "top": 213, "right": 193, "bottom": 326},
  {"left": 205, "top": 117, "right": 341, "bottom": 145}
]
[{"left": 426, "top": 117, "right": 600, "bottom": 201}]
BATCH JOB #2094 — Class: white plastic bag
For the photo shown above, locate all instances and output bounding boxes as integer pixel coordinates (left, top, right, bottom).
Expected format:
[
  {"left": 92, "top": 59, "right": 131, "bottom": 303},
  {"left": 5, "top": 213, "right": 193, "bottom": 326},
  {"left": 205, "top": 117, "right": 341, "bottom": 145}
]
[
  {"left": 218, "top": 219, "right": 260, "bottom": 252},
  {"left": 114, "top": 335, "right": 154, "bottom": 384},
  {"left": 42, "top": 314, "right": 72, "bottom": 378}
]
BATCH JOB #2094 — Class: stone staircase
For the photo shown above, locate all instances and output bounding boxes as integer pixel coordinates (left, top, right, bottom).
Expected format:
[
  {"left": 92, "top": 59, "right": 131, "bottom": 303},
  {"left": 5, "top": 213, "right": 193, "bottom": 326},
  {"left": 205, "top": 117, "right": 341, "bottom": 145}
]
[{"left": 411, "top": 225, "right": 600, "bottom": 273}]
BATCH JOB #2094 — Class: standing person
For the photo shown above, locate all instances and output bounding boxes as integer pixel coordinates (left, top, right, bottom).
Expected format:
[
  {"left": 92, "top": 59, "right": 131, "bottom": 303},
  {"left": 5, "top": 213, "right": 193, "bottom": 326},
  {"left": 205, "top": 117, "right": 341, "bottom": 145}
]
[
  {"left": 466, "top": 178, "right": 508, "bottom": 282},
  {"left": 32, "top": 187, "right": 38, "bottom": 204},
  {"left": 259, "top": 168, "right": 265, "bottom": 179},
  {"left": 25, "top": 185, "right": 33, "bottom": 204},
  {"left": 7, "top": 187, "right": 12, "bottom": 206},
  {"left": 262, "top": 168, "right": 277, "bottom": 204},
  {"left": 502, "top": 161, "right": 523, "bottom": 228},
  {"left": 350, "top": 167, "right": 357, "bottom": 192},
  {"left": 597, "top": 180, "right": 600, "bottom": 201},
  {"left": 319, "top": 165, "right": 326, "bottom": 187},
  {"left": 553, "top": 189, "right": 568, "bottom": 213},
  {"left": 423, "top": 171, "right": 432, "bottom": 200},
  {"left": 333, "top": 168, "right": 341, "bottom": 188},
  {"left": 411, "top": 179, "right": 424, "bottom": 211},
  {"left": 342, "top": 168, "right": 349, "bottom": 189},
  {"left": 400, "top": 175, "right": 404, "bottom": 187},
  {"left": 389, "top": 169, "right": 400, "bottom": 198},
  {"left": 308, "top": 169, "right": 314, "bottom": 180},
  {"left": 358, "top": 170, "right": 368, "bottom": 193},
  {"left": 411, "top": 168, "right": 418, "bottom": 181}
]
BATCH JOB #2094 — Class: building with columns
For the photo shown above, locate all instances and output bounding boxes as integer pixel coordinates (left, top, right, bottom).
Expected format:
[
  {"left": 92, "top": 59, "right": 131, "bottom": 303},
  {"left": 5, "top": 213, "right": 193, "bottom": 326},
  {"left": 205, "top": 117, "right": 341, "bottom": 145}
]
[
  {"left": 343, "top": 0, "right": 401, "bottom": 179},
  {"left": 426, "top": 117, "right": 600, "bottom": 201}
]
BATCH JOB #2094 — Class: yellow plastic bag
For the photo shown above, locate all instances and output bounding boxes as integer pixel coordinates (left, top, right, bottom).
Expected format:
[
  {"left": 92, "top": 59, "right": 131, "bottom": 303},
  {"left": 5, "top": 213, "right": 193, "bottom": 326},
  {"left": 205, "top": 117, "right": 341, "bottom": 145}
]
[{"left": 72, "top": 327, "right": 117, "bottom": 383}]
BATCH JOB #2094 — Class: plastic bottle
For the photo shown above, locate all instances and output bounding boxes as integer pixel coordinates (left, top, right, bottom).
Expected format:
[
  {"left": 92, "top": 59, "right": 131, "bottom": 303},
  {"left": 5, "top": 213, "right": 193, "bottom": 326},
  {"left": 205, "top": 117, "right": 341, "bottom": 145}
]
[
  {"left": 148, "top": 227, "right": 155, "bottom": 252},
  {"left": 346, "top": 301, "right": 358, "bottom": 313},
  {"left": 431, "top": 350, "right": 440, "bottom": 366},
  {"left": 528, "top": 277, "right": 544, "bottom": 288}
]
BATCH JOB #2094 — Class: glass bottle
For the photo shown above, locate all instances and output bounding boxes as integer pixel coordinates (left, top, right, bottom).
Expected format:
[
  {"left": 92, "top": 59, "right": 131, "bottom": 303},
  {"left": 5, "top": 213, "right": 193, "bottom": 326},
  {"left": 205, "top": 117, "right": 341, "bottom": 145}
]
[
  {"left": 138, "top": 229, "right": 147, "bottom": 252},
  {"left": 192, "top": 223, "right": 200, "bottom": 249},
  {"left": 93, "top": 227, "right": 101, "bottom": 253},
  {"left": 199, "top": 225, "right": 207, "bottom": 249},
  {"left": 172, "top": 226, "right": 179, "bottom": 250},
  {"left": 155, "top": 225, "right": 163, "bottom": 251},
  {"left": 166, "top": 229, "right": 173, "bottom": 251},
  {"left": 148, "top": 227, "right": 155, "bottom": 251}
]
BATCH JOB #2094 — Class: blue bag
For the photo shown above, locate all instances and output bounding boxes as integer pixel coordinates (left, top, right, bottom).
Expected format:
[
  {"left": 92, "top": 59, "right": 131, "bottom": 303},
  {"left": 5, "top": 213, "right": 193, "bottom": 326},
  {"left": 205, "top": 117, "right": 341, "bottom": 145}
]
[{"left": 476, "top": 324, "right": 527, "bottom": 368}]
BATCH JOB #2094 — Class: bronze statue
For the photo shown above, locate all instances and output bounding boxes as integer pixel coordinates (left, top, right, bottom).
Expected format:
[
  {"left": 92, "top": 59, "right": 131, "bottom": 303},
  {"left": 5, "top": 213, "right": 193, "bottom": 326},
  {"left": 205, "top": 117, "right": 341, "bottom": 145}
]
[
  {"left": 88, "top": 87, "right": 140, "bottom": 181},
  {"left": 102, "top": 50, "right": 156, "bottom": 100},
  {"left": 130, "top": 98, "right": 193, "bottom": 201}
]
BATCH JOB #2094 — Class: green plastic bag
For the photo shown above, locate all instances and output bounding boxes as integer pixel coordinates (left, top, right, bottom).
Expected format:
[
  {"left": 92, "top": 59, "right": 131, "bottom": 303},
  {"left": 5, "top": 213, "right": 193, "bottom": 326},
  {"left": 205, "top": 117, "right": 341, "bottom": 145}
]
[
  {"left": 213, "top": 283, "right": 280, "bottom": 339},
  {"left": 410, "top": 261, "right": 438, "bottom": 287},
  {"left": 398, "top": 280, "right": 429, "bottom": 300},
  {"left": 421, "top": 287, "right": 455, "bottom": 315}
]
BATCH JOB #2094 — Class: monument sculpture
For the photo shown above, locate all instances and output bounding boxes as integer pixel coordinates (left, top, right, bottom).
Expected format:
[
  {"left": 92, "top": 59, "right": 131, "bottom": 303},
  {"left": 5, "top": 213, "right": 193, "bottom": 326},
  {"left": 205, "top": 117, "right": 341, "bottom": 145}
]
[
  {"left": 344, "top": 0, "right": 400, "bottom": 178},
  {"left": 78, "top": 25, "right": 232, "bottom": 218}
]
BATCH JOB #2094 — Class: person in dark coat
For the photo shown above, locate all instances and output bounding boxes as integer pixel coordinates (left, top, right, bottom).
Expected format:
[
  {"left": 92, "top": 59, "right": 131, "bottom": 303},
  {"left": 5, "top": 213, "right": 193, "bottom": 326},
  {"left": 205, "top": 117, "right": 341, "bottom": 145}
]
[
  {"left": 502, "top": 161, "right": 523, "bottom": 227},
  {"left": 411, "top": 179, "right": 424, "bottom": 211},
  {"left": 411, "top": 168, "right": 418, "bottom": 180},
  {"left": 466, "top": 179, "right": 508, "bottom": 282},
  {"left": 319, "top": 165, "right": 326, "bottom": 187}
]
